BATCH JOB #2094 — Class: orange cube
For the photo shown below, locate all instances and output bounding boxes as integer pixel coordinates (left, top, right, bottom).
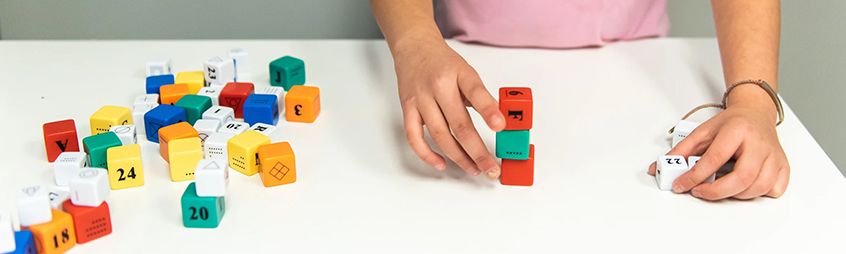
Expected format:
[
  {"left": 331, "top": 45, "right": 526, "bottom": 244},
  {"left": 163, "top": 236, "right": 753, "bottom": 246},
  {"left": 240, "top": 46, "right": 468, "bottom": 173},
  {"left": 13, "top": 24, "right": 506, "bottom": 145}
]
[
  {"left": 158, "top": 122, "right": 198, "bottom": 162},
  {"left": 24, "top": 209, "right": 76, "bottom": 254},
  {"left": 257, "top": 142, "right": 296, "bottom": 187},
  {"left": 500, "top": 144, "right": 534, "bottom": 186},
  {"left": 285, "top": 86, "right": 320, "bottom": 123},
  {"left": 160, "top": 84, "right": 190, "bottom": 105},
  {"left": 61, "top": 200, "right": 112, "bottom": 244}
]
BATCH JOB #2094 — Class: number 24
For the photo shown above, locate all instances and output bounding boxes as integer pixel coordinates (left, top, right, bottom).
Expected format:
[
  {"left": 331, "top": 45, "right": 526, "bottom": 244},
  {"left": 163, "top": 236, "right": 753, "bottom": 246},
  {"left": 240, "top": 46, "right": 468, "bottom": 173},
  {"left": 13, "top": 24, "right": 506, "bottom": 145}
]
[{"left": 117, "top": 167, "right": 137, "bottom": 181}]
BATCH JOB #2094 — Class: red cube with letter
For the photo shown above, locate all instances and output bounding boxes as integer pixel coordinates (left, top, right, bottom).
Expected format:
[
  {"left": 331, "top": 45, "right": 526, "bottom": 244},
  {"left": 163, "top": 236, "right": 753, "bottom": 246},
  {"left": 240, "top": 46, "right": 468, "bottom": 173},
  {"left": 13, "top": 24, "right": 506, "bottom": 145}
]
[
  {"left": 42, "top": 119, "right": 80, "bottom": 162},
  {"left": 220, "top": 82, "right": 255, "bottom": 118},
  {"left": 500, "top": 144, "right": 535, "bottom": 186},
  {"left": 499, "top": 87, "right": 533, "bottom": 130}
]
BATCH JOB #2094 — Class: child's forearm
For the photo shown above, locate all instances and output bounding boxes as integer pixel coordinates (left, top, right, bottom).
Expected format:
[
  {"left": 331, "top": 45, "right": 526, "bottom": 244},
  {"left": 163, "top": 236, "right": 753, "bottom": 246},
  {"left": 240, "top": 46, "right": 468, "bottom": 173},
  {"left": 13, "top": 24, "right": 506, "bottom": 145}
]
[
  {"left": 370, "top": 0, "right": 446, "bottom": 56},
  {"left": 712, "top": 0, "right": 781, "bottom": 112}
]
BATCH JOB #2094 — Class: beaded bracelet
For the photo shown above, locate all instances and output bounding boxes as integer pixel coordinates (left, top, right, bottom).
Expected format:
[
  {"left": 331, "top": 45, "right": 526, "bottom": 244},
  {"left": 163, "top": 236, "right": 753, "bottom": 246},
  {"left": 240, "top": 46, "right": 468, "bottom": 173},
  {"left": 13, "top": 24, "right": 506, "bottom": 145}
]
[{"left": 669, "top": 79, "right": 784, "bottom": 134}]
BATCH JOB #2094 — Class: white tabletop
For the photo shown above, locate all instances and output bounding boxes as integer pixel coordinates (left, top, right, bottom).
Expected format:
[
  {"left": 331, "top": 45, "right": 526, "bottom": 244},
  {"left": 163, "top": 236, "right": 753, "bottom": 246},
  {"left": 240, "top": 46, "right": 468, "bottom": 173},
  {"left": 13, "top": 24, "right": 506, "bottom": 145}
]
[{"left": 0, "top": 39, "right": 843, "bottom": 254}]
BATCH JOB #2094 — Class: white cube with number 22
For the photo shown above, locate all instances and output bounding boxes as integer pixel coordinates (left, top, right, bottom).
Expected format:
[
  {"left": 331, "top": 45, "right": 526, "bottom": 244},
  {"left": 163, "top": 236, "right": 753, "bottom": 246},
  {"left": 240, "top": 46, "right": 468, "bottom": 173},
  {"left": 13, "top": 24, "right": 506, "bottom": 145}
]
[{"left": 656, "top": 155, "right": 689, "bottom": 191}]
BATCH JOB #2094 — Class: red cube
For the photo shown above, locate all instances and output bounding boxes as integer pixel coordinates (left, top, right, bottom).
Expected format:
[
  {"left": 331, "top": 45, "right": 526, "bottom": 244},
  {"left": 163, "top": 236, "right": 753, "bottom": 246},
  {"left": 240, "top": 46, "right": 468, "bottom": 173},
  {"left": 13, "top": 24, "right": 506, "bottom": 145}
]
[
  {"left": 500, "top": 144, "right": 534, "bottom": 186},
  {"left": 62, "top": 200, "right": 112, "bottom": 244},
  {"left": 220, "top": 82, "right": 255, "bottom": 118},
  {"left": 499, "top": 87, "right": 533, "bottom": 130},
  {"left": 42, "top": 119, "right": 80, "bottom": 162}
]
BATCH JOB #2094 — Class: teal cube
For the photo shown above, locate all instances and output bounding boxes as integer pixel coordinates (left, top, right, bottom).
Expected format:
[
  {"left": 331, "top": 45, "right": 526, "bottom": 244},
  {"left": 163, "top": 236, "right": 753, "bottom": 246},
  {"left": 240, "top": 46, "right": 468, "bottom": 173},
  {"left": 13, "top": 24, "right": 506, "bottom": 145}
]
[
  {"left": 82, "top": 132, "right": 122, "bottom": 168},
  {"left": 175, "top": 94, "right": 212, "bottom": 125},
  {"left": 181, "top": 183, "right": 226, "bottom": 228},
  {"left": 269, "top": 56, "right": 305, "bottom": 91},
  {"left": 496, "top": 130, "right": 530, "bottom": 160}
]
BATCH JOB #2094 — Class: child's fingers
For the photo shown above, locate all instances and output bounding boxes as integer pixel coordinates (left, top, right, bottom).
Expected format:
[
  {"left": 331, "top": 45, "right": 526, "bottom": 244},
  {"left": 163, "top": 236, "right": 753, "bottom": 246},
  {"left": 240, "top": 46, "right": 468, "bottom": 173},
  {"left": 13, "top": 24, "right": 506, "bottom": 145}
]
[
  {"left": 648, "top": 124, "right": 713, "bottom": 175},
  {"left": 403, "top": 104, "right": 446, "bottom": 170},
  {"left": 672, "top": 129, "right": 743, "bottom": 193},
  {"left": 733, "top": 155, "right": 779, "bottom": 199},
  {"left": 417, "top": 96, "right": 480, "bottom": 175},
  {"left": 457, "top": 71, "right": 505, "bottom": 132},
  {"left": 435, "top": 87, "right": 500, "bottom": 178},
  {"left": 690, "top": 147, "right": 765, "bottom": 200},
  {"left": 766, "top": 165, "right": 790, "bottom": 198}
]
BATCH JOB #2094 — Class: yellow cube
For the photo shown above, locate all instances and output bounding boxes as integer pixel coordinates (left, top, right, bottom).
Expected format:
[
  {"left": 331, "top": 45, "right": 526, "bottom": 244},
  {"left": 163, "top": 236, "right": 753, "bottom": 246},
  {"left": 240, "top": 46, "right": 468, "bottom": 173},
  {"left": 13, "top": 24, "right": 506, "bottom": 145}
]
[
  {"left": 168, "top": 137, "right": 203, "bottom": 181},
  {"left": 228, "top": 131, "right": 270, "bottom": 176},
  {"left": 90, "top": 106, "right": 132, "bottom": 135},
  {"left": 25, "top": 209, "right": 76, "bottom": 254},
  {"left": 175, "top": 71, "right": 205, "bottom": 94},
  {"left": 106, "top": 144, "right": 145, "bottom": 189}
]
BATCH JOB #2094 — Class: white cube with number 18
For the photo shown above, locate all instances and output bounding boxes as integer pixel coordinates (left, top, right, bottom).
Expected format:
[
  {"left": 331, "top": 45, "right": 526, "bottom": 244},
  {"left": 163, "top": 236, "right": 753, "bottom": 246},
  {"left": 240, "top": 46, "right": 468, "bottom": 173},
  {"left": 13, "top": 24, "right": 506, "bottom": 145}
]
[
  {"left": 17, "top": 186, "right": 52, "bottom": 227},
  {"left": 195, "top": 159, "right": 229, "bottom": 197},
  {"left": 69, "top": 168, "right": 110, "bottom": 207},
  {"left": 687, "top": 156, "right": 717, "bottom": 183},
  {"left": 656, "top": 155, "right": 689, "bottom": 191}
]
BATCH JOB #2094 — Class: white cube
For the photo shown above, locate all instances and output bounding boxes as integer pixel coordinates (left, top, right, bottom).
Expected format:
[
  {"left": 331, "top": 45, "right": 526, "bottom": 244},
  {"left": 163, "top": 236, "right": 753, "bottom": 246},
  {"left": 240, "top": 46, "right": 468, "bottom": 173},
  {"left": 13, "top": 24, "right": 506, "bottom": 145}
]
[
  {"left": 134, "top": 94, "right": 159, "bottom": 109},
  {"left": 229, "top": 48, "right": 248, "bottom": 81},
  {"left": 203, "top": 56, "right": 235, "bottom": 86},
  {"left": 671, "top": 120, "right": 702, "bottom": 147},
  {"left": 69, "top": 168, "right": 110, "bottom": 207},
  {"left": 54, "top": 152, "right": 87, "bottom": 186},
  {"left": 687, "top": 156, "right": 717, "bottom": 183},
  {"left": 146, "top": 59, "right": 172, "bottom": 77},
  {"left": 133, "top": 105, "right": 154, "bottom": 136},
  {"left": 46, "top": 187, "right": 70, "bottom": 210},
  {"left": 219, "top": 121, "right": 249, "bottom": 135},
  {"left": 198, "top": 87, "right": 222, "bottom": 106},
  {"left": 203, "top": 106, "right": 235, "bottom": 124},
  {"left": 255, "top": 86, "right": 285, "bottom": 114},
  {"left": 249, "top": 123, "right": 276, "bottom": 136},
  {"left": 656, "top": 155, "right": 689, "bottom": 191},
  {"left": 195, "top": 159, "right": 229, "bottom": 197},
  {"left": 17, "top": 186, "right": 52, "bottom": 226},
  {"left": 194, "top": 119, "right": 221, "bottom": 148},
  {"left": 204, "top": 132, "right": 235, "bottom": 160},
  {"left": 109, "top": 125, "right": 137, "bottom": 145},
  {"left": 0, "top": 211, "right": 13, "bottom": 253}
]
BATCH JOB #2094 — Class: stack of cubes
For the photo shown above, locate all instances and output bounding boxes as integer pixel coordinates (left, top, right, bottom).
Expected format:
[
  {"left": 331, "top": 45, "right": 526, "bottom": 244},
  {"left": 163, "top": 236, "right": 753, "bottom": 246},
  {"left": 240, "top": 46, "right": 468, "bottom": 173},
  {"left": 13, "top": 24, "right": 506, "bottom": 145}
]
[{"left": 496, "top": 87, "right": 535, "bottom": 186}]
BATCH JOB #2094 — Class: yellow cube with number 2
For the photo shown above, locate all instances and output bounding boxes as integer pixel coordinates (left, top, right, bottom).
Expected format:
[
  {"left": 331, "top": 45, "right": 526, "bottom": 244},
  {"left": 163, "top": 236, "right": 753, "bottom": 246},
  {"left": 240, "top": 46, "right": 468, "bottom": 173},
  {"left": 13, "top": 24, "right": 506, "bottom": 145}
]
[
  {"left": 106, "top": 144, "right": 145, "bottom": 189},
  {"left": 90, "top": 105, "right": 132, "bottom": 135},
  {"left": 176, "top": 71, "right": 205, "bottom": 94},
  {"left": 228, "top": 131, "right": 270, "bottom": 176},
  {"left": 168, "top": 137, "right": 203, "bottom": 181}
]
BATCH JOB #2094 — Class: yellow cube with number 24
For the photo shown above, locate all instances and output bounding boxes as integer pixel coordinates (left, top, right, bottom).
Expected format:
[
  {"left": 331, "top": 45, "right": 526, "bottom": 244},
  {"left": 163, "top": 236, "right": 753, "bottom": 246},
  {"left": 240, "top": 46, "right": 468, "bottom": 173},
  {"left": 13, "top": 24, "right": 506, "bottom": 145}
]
[{"left": 106, "top": 144, "right": 145, "bottom": 189}]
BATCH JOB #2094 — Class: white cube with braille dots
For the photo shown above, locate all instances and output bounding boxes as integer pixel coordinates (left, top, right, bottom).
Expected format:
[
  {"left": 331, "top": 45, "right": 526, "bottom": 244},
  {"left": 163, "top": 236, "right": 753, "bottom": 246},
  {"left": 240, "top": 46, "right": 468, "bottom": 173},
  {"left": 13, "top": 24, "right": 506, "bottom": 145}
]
[
  {"left": 17, "top": 185, "right": 52, "bottom": 227},
  {"left": 204, "top": 132, "right": 235, "bottom": 161},
  {"left": 109, "top": 125, "right": 137, "bottom": 145},
  {"left": 249, "top": 123, "right": 276, "bottom": 136},
  {"left": 146, "top": 59, "right": 172, "bottom": 76},
  {"left": 656, "top": 155, "right": 689, "bottom": 191},
  {"left": 203, "top": 106, "right": 235, "bottom": 124},
  {"left": 204, "top": 56, "right": 236, "bottom": 86},
  {"left": 54, "top": 152, "right": 87, "bottom": 186},
  {"left": 198, "top": 87, "right": 223, "bottom": 106},
  {"left": 69, "top": 168, "right": 110, "bottom": 207},
  {"left": 255, "top": 86, "right": 285, "bottom": 113},
  {"left": 687, "top": 156, "right": 717, "bottom": 183},
  {"left": 671, "top": 120, "right": 701, "bottom": 147},
  {"left": 195, "top": 159, "right": 229, "bottom": 197}
]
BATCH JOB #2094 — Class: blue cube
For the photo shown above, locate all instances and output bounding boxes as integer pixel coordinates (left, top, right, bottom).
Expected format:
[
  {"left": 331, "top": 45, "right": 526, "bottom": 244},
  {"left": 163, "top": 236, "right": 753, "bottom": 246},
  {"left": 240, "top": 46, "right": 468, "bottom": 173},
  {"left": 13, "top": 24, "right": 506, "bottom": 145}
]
[
  {"left": 10, "top": 230, "right": 36, "bottom": 254},
  {"left": 144, "top": 104, "right": 187, "bottom": 142},
  {"left": 146, "top": 74, "right": 175, "bottom": 94},
  {"left": 243, "top": 94, "right": 279, "bottom": 126}
]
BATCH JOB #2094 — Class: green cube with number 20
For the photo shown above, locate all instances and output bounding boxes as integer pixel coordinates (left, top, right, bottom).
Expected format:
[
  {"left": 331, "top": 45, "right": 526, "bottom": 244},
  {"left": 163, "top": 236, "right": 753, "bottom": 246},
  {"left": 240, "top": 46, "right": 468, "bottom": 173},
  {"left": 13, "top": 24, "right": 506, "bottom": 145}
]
[
  {"left": 181, "top": 183, "right": 226, "bottom": 228},
  {"left": 269, "top": 56, "right": 305, "bottom": 91}
]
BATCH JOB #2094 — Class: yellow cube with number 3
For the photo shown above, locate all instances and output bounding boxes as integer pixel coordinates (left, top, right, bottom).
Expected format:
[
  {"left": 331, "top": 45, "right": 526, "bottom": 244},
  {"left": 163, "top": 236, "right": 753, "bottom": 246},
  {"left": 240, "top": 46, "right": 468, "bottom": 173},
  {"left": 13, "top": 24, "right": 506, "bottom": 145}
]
[
  {"left": 106, "top": 144, "right": 145, "bottom": 189},
  {"left": 228, "top": 131, "right": 270, "bottom": 176}
]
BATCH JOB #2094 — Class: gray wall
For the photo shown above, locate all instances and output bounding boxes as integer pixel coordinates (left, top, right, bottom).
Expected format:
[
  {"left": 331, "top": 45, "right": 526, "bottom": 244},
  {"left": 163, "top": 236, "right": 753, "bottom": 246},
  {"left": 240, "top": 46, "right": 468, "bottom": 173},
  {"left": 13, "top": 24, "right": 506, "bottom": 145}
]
[{"left": 1, "top": 1, "right": 843, "bottom": 175}]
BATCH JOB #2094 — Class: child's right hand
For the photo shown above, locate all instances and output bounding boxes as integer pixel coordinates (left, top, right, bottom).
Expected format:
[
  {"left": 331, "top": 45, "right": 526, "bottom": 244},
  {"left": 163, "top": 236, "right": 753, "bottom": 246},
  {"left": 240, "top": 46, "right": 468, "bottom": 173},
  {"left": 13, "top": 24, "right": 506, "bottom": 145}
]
[{"left": 392, "top": 39, "right": 506, "bottom": 178}]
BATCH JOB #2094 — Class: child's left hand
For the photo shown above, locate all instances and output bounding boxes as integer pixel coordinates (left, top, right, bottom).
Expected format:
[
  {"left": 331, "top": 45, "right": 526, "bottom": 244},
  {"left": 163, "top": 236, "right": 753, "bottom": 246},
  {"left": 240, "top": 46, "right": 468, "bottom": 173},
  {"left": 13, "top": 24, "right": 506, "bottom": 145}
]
[{"left": 648, "top": 85, "right": 790, "bottom": 200}]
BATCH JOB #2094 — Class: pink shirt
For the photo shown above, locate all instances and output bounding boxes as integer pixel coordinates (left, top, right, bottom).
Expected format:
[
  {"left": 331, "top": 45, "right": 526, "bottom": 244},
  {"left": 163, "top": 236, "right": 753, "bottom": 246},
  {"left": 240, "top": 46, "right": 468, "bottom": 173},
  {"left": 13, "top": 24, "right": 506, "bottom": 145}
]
[{"left": 435, "top": 0, "right": 670, "bottom": 48}]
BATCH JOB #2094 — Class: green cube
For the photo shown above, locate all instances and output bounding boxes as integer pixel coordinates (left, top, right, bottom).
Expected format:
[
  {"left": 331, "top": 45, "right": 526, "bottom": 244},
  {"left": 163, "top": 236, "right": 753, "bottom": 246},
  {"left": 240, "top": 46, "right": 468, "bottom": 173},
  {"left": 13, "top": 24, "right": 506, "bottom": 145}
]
[
  {"left": 269, "top": 56, "right": 305, "bottom": 91},
  {"left": 175, "top": 94, "right": 212, "bottom": 125},
  {"left": 82, "top": 132, "right": 122, "bottom": 168},
  {"left": 496, "top": 130, "right": 530, "bottom": 160},
  {"left": 181, "top": 183, "right": 226, "bottom": 228}
]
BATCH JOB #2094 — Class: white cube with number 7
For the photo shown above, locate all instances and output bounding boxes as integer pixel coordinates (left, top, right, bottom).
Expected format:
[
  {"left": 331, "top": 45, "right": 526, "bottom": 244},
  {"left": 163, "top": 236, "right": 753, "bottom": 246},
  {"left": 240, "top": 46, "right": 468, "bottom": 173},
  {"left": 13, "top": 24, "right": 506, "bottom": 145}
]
[
  {"left": 195, "top": 159, "right": 229, "bottom": 197},
  {"left": 656, "top": 155, "right": 689, "bottom": 191},
  {"left": 69, "top": 168, "right": 110, "bottom": 207},
  {"left": 17, "top": 186, "right": 52, "bottom": 227}
]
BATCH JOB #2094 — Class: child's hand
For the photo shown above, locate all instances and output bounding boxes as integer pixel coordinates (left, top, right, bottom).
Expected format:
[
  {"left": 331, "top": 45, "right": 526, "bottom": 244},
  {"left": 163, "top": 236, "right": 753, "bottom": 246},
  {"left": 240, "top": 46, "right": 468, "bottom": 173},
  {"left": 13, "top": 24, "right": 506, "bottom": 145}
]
[
  {"left": 392, "top": 39, "right": 506, "bottom": 178},
  {"left": 648, "top": 86, "right": 790, "bottom": 200}
]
